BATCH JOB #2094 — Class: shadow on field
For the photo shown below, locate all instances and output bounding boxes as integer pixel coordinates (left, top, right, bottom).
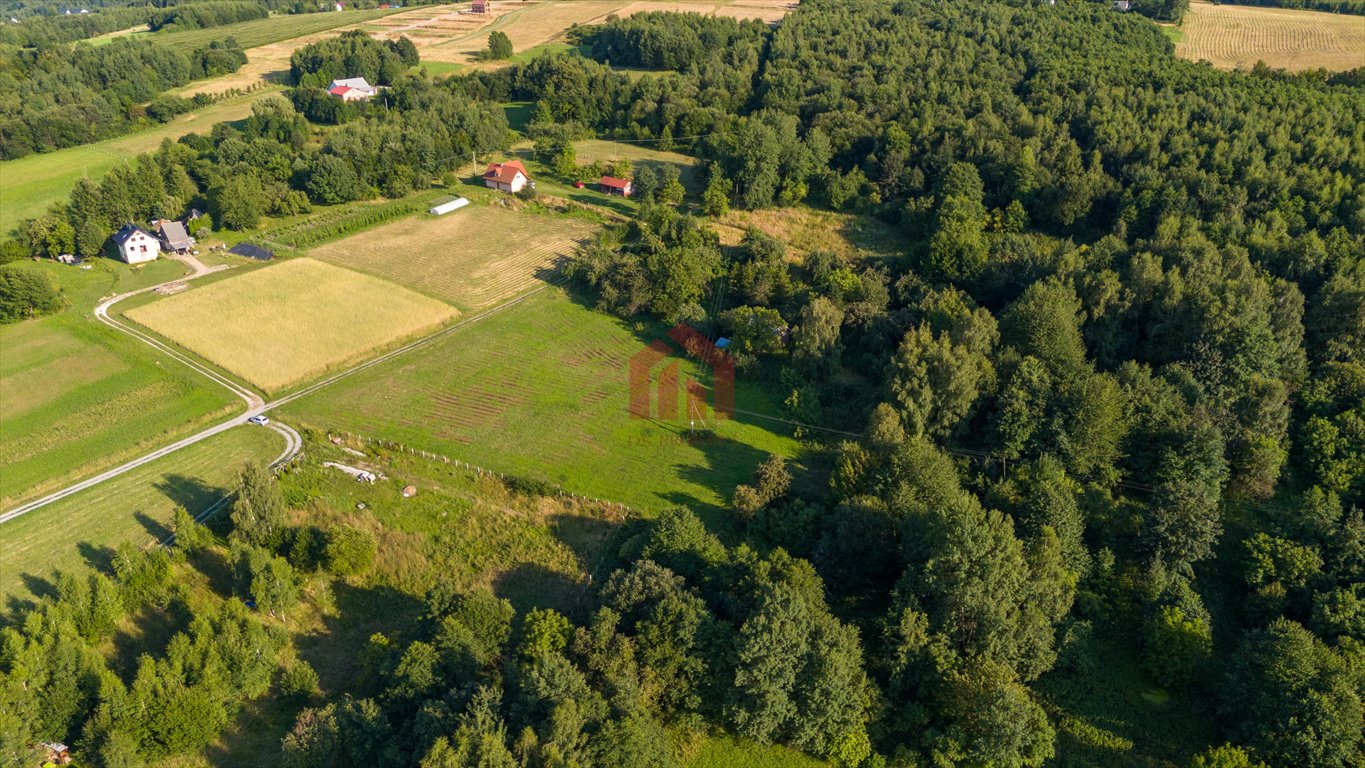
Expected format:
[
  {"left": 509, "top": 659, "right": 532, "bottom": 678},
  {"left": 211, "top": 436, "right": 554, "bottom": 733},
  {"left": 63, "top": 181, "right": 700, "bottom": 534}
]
[
  {"left": 549, "top": 512, "right": 621, "bottom": 583},
  {"left": 135, "top": 511, "right": 172, "bottom": 542},
  {"left": 154, "top": 472, "right": 231, "bottom": 515},
  {"left": 297, "top": 581, "right": 424, "bottom": 699},
  {"left": 493, "top": 562, "right": 586, "bottom": 620},
  {"left": 78, "top": 541, "right": 117, "bottom": 574}
]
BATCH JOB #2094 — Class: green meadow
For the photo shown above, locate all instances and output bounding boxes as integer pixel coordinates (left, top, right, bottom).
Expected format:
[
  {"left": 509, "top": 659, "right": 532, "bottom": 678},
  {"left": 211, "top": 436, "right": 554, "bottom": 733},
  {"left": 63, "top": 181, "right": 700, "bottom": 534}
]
[
  {"left": 0, "top": 260, "right": 240, "bottom": 508},
  {"left": 0, "top": 90, "right": 275, "bottom": 236},
  {"left": 153, "top": 8, "right": 398, "bottom": 52},
  {"left": 280, "top": 287, "right": 803, "bottom": 521},
  {"left": 0, "top": 424, "right": 282, "bottom": 615}
]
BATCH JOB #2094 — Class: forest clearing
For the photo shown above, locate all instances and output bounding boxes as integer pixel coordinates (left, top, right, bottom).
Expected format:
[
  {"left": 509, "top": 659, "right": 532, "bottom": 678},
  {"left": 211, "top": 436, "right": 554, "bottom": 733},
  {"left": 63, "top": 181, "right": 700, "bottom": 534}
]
[{"left": 1175, "top": 0, "right": 1365, "bottom": 71}]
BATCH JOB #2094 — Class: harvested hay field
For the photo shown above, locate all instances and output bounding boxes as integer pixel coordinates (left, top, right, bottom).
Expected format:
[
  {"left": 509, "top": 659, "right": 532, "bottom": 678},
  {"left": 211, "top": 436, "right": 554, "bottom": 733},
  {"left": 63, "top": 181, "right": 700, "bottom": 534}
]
[
  {"left": 1176, "top": 1, "right": 1365, "bottom": 71},
  {"left": 419, "top": 1, "right": 624, "bottom": 65},
  {"left": 125, "top": 258, "right": 457, "bottom": 392},
  {"left": 715, "top": 205, "right": 907, "bottom": 258},
  {"left": 309, "top": 202, "right": 597, "bottom": 310}
]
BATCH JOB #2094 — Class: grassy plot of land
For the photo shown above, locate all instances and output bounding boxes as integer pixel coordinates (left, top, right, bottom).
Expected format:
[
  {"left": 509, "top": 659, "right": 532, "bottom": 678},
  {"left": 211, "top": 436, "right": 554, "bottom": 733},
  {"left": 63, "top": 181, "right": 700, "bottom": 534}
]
[
  {"left": 682, "top": 734, "right": 829, "bottom": 768},
  {"left": 125, "top": 258, "right": 458, "bottom": 392},
  {"left": 0, "top": 425, "right": 282, "bottom": 615},
  {"left": 0, "top": 260, "right": 241, "bottom": 509},
  {"left": 715, "top": 205, "right": 909, "bottom": 257},
  {"left": 0, "top": 90, "right": 275, "bottom": 236},
  {"left": 1175, "top": 1, "right": 1365, "bottom": 71},
  {"left": 309, "top": 200, "right": 597, "bottom": 310},
  {"left": 153, "top": 8, "right": 400, "bottom": 52},
  {"left": 280, "top": 287, "right": 801, "bottom": 517}
]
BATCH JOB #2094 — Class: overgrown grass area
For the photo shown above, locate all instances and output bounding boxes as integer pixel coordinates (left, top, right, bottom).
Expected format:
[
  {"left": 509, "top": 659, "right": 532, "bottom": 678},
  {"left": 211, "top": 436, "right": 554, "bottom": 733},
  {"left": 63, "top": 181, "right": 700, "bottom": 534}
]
[
  {"left": 0, "top": 425, "right": 282, "bottom": 616},
  {"left": 309, "top": 197, "right": 598, "bottom": 310},
  {"left": 124, "top": 258, "right": 458, "bottom": 392},
  {"left": 681, "top": 734, "right": 829, "bottom": 768},
  {"left": 0, "top": 90, "right": 275, "bottom": 236},
  {"left": 0, "top": 260, "right": 241, "bottom": 508},
  {"left": 152, "top": 8, "right": 399, "bottom": 52},
  {"left": 280, "top": 287, "right": 802, "bottom": 521}
]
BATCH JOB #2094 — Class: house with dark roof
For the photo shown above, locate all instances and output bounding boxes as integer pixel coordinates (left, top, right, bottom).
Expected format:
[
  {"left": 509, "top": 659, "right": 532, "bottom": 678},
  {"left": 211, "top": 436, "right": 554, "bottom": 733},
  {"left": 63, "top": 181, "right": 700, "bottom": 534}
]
[
  {"left": 598, "top": 175, "right": 633, "bottom": 197},
  {"left": 155, "top": 219, "right": 196, "bottom": 254},
  {"left": 483, "top": 160, "right": 530, "bottom": 193},
  {"left": 112, "top": 223, "right": 159, "bottom": 264}
]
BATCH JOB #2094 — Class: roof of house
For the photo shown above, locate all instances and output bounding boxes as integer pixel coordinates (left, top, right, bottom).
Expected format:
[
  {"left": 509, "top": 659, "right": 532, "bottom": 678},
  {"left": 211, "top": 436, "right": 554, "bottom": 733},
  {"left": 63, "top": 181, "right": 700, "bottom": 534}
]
[
  {"left": 599, "top": 175, "right": 631, "bottom": 189},
  {"left": 329, "top": 77, "right": 375, "bottom": 93},
  {"left": 160, "top": 220, "right": 194, "bottom": 246},
  {"left": 112, "top": 223, "right": 154, "bottom": 245},
  {"left": 484, "top": 160, "right": 529, "bottom": 184}
]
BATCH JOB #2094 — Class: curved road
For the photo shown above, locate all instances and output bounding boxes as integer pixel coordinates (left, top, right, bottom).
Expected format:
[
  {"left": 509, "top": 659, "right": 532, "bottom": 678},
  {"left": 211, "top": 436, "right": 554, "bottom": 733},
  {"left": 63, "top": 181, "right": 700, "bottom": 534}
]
[
  {"left": 0, "top": 258, "right": 298, "bottom": 525},
  {"left": 2, "top": 269, "right": 555, "bottom": 526}
]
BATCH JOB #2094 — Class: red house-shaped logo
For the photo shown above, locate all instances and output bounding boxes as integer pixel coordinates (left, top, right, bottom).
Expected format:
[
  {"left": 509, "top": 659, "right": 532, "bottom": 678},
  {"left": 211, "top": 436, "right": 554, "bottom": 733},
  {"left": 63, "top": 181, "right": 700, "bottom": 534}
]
[{"left": 628, "top": 324, "right": 734, "bottom": 421}]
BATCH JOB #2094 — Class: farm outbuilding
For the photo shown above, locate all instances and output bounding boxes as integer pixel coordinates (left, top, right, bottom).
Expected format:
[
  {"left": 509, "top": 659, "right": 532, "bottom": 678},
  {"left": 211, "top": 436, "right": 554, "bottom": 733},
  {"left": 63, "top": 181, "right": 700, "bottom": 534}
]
[
  {"left": 155, "top": 219, "right": 196, "bottom": 254},
  {"left": 429, "top": 197, "right": 470, "bottom": 215},
  {"left": 599, "top": 175, "right": 633, "bottom": 196}
]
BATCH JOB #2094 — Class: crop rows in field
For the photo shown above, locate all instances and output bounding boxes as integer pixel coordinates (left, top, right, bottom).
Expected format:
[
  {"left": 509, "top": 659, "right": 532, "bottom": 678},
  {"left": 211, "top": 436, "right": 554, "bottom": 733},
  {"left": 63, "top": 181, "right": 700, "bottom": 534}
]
[{"left": 1176, "top": 1, "right": 1365, "bottom": 71}]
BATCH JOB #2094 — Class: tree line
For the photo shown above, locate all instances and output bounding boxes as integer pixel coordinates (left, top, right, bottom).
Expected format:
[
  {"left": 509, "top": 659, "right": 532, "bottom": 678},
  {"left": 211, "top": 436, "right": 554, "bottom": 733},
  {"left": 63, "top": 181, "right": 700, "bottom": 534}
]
[{"left": 0, "top": 36, "right": 248, "bottom": 158}]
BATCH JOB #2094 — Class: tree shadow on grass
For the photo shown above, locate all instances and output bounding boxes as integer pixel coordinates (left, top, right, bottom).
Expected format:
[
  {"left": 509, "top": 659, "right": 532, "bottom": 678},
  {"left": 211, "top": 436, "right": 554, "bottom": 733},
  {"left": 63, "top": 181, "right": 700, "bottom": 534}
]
[
  {"left": 78, "top": 541, "right": 117, "bottom": 574},
  {"left": 295, "top": 580, "right": 425, "bottom": 700},
  {"left": 493, "top": 562, "right": 588, "bottom": 621},
  {"left": 134, "top": 511, "right": 172, "bottom": 543},
  {"left": 109, "top": 599, "right": 193, "bottom": 680},
  {"left": 549, "top": 512, "right": 622, "bottom": 585},
  {"left": 153, "top": 472, "right": 230, "bottom": 515}
]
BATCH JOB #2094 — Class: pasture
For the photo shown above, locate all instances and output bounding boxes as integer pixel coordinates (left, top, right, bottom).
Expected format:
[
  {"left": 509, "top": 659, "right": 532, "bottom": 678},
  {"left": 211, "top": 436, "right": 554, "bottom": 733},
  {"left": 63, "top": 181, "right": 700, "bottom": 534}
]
[
  {"left": 124, "top": 258, "right": 458, "bottom": 392},
  {"left": 0, "top": 91, "right": 274, "bottom": 236},
  {"left": 280, "top": 287, "right": 802, "bottom": 520},
  {"left": 0, "top": 260, "right": 240, "bottom": 509},
  {"left": 309, "top": 200, "right": 597, "bottom": 310},
  {"left": 153, "top": 8, "right": 400, "bottom": 52},
  {"left": 0, "top": 425, "right": 282, "bottom": 614},
  {"left": 1175, "top": 1, "right": 1365, "bottom": 71}
]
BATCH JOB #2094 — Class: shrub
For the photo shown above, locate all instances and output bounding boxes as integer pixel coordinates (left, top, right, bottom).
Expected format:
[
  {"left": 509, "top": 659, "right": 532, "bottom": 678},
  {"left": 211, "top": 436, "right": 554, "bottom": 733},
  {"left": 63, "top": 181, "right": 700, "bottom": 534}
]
[{"left": 324, "top": 526, "right": 377, "bottom": 576}]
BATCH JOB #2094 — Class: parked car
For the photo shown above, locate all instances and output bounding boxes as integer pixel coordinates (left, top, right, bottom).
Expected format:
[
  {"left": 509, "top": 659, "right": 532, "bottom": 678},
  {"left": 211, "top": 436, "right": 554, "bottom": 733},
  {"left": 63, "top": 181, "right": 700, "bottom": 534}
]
[
  {"left": 248, "top": 414, "right": 270, "bottom": 426},
  {"left": 574, "top": 181, "right": 585, "bottom": 189}
]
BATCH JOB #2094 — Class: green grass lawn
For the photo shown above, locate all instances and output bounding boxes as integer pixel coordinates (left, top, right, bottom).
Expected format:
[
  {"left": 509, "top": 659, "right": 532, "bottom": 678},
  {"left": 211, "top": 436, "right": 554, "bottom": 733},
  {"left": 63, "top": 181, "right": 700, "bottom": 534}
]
[
  {"left": 683, "top": 734, "right": 829, "bottom": 768},
  {"left": 417, "top": 60, "right": 465, "bottom": 78},
  {"left": 0, "top": 259, "right": 241, "bottom": 509},
  {"left": 152, "top": 9, "right": 398, "bottom": 52},
  {"left": 280, "top": 287, "right": 802, "bottom": 523},
  {"left": 0, "top": 90, "right": 276, "bottom": 236},
  {"left": 0, "top": 424, "right": 282, "bottom": 616}
]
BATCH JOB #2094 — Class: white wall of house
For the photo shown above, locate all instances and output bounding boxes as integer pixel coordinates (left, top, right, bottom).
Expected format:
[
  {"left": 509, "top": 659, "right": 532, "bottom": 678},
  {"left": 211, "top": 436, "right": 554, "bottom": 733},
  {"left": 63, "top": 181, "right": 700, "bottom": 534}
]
[
  {"left": 119, "top": 232, "right": 159, "bottom": 264},
  {"left": 483, "top": 171, "right": 527, "bottom": 193}
]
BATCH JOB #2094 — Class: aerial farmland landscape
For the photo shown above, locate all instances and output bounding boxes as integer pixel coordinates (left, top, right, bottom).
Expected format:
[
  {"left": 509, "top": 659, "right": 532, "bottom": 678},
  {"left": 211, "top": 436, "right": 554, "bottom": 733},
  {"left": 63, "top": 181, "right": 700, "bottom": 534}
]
[{"left": 1, "top": 0, "right": 1362, "bottom": 767}]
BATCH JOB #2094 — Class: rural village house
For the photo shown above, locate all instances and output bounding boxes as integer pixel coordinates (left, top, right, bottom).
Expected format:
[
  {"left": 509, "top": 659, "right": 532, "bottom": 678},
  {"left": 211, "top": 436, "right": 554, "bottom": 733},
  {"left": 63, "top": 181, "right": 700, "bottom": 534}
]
[
  {"left": 483, "top": 160, "right": 530, "bottom": 193},
  {"left": 328, "top": 76, "right": 376, "bottom": 102},
  {"left": 155, "top": 219, "right": 196, "bottom": 254},
  {"left": 599, "top": 175, "right": 633, "bottom": 196},
  {"left": 112, "top": 223, "right": 159, "bottom": 264}
]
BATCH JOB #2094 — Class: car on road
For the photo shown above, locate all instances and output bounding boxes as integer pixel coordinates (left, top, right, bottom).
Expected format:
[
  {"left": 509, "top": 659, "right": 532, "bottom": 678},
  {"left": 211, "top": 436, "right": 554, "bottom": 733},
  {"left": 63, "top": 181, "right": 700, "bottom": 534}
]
[{"left": 248, "top": 414, "right": 270, "bottom": 426}]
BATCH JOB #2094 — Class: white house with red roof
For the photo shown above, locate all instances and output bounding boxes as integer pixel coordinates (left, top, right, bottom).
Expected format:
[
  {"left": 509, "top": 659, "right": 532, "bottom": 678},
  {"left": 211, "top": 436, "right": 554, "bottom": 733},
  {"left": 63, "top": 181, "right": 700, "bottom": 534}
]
[{"left": 483, "top": 160, "right": 530, "bottom": 193}]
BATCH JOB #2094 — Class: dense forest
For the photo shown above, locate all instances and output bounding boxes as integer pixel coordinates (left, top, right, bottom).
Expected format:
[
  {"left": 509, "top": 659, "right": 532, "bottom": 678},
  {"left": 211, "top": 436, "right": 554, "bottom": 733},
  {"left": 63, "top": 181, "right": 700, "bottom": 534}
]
[
  {"left": 2, "top": 1, "right": 1363, "bottom": 766},
  {"left": 0, "top": 35, "right": 248, "bottom": 157}
]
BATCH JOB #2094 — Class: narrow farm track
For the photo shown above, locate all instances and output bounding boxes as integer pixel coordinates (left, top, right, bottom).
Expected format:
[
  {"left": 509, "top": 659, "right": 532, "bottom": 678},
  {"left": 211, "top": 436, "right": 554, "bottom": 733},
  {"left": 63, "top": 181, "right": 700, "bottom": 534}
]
[
  {"left": 0, "top": 274, "right": 560, "bottom": 525},
  {"left": 0, "top": 258, "right": 299, "bottom": 524}
]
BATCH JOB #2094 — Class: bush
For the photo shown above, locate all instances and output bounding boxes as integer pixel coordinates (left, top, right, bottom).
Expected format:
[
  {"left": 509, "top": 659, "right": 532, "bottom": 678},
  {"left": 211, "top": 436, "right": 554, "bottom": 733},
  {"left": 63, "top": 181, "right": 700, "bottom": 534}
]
[
  {"left": 0, "top": 265, "right": 63, "bottom": 323},
  {"left": 324, "top": 526, "right": 377, "bottom": 576},
  {"left": 280, "top": 660, "right": 320, "bottom": 704}
]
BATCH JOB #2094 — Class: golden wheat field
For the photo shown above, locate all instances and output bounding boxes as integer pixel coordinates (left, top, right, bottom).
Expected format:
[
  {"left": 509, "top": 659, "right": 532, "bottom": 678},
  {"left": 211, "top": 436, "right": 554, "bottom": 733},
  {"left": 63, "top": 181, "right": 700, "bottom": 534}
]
[
  {"left": 309, "top": 202, "right": 596, "bottom": 310},
  {"left": 1176, "top": 1, "right": 1365, "bottom": 71},
  {"left": 124, "top": 258, "right": 457, "bottom": 392}
]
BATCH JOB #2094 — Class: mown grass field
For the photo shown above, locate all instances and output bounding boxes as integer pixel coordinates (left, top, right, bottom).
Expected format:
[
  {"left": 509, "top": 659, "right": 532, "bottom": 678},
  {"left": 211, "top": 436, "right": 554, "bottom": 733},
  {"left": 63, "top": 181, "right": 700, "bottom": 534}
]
[
  {"left": 309, "top": 200, "right": 597, "bottom": 310},
  {"left": 280, "top": 287, "right": 802, "bottom": 520},
  {"left": 0, "top": 260, "right": 242, "bottom": 509},
  {"left": 0, "top": 425, "right": 282, "bottom": 615},
  {"left": 1175, "top": 0, "right": 1365, "bottom": 71},
  {"left": 0, "top": 90, "right": 275, "bottom": 236},
  {"left": 125, "top": 258, "right": 457, "bottom": 392}
]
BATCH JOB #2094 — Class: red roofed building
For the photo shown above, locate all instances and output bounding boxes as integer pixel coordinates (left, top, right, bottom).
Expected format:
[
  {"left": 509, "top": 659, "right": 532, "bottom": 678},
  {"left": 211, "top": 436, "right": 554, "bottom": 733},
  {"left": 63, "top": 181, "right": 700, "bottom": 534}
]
[
  {"left": 471, "top": 0, "right": 489, "bottom": 13},
  {"left": 599, "top": 175, "right": 633, "bottom": 196},
  {"left": 483, "top": 160, "right": 530, "bottom": 193}
]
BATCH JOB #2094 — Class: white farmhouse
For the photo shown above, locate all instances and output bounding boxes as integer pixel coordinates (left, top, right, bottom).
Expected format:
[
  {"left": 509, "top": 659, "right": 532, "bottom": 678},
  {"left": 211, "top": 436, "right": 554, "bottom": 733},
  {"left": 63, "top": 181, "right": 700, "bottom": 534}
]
[
  {"left": 482, "top": 160, "right": 530, "bottom": 193},
  {"left": 112, "top": 223, "right": 159, "bottom": 264}
]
